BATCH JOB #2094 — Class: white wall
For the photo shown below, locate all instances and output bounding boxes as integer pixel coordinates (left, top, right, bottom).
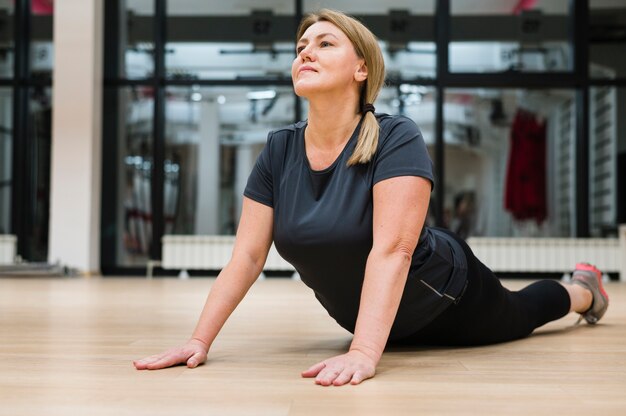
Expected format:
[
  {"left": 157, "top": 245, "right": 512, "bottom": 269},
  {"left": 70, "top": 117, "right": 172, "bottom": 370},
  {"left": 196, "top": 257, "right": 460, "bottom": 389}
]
[{"left": 48, "top": 0, "right": 103, "bottom": 273}]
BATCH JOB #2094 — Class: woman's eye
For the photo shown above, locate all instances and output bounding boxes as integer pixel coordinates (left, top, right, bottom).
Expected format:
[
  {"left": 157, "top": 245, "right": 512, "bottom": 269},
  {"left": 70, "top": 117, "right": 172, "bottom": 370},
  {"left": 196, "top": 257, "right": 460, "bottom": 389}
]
[
  {"left": 320, "top": 41, "right": 331, "bottom": 47},
  {"left": 296, "top": 46, "right": 305, "bottom": 54}
]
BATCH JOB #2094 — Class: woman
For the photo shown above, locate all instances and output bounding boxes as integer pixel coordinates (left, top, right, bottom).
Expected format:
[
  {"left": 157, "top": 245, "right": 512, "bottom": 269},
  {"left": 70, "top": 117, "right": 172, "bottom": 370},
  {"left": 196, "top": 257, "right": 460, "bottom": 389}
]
[{"left": 134, "top": 9, "right": 609, "bottom": 386}]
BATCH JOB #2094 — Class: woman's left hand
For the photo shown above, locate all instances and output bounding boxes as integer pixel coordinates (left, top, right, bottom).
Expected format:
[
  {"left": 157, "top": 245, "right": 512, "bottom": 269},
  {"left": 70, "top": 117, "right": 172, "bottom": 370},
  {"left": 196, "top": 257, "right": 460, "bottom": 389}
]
[{"left": 301, "top": 349, "right": 377, "bottom": 386}]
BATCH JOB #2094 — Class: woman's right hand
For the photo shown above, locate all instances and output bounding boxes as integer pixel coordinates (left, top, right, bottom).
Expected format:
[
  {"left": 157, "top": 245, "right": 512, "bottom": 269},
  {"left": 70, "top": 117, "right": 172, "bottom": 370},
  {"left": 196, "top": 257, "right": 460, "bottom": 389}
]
[{"left": 133, "top": 338, "right": 209, "bottom": 370}]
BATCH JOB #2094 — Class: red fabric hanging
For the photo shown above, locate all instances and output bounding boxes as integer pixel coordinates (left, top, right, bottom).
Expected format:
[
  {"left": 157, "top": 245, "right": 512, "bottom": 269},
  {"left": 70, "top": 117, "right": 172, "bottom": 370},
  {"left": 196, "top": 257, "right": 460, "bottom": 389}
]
[
  {"left": 504, "top": 108, "right": 547, "bottom": 224},
  {"left": 32, "top": 0, "right": 54, "bottom": 15},
  {"left": 512, "top": 0, "right": 539, "bottom": 15}
]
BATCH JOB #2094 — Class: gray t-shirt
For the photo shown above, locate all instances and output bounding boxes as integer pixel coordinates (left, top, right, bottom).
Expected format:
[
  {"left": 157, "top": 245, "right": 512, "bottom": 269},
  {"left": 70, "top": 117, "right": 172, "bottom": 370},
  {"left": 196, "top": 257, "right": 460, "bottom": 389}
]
[{"left": 244, "top": 114, "right": 467, "bottom": 340}]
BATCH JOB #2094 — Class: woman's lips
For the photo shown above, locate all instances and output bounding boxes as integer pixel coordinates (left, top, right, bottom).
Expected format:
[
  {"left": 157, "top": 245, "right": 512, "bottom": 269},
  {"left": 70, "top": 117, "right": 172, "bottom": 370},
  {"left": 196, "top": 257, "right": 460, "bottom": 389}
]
[{"left": 299, "top": 66, "right": 317, "bottom": 73}]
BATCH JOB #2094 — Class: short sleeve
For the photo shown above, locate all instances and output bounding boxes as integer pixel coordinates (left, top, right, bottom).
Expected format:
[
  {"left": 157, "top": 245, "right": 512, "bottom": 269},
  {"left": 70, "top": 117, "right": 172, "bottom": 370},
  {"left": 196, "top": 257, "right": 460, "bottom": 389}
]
[
  {"left": 372, "top": 117, "right": 434, "bottom": 189},
  {"left": 244, "top": 131, "right": 275, "bottom": 207}
]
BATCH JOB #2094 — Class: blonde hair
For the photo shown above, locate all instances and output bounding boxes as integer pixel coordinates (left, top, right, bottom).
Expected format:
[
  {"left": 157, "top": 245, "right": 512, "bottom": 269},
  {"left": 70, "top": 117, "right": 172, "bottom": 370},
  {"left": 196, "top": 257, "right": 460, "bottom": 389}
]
[{"left": 296, "top": 9, "right": 385, "bottom": 166}]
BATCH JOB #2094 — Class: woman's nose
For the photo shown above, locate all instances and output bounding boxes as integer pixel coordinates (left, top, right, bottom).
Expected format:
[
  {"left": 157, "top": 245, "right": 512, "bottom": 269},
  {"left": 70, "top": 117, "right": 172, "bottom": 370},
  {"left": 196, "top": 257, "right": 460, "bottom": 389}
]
[{"left": 299, "top": 46, "right": 314, "bottom": 61}]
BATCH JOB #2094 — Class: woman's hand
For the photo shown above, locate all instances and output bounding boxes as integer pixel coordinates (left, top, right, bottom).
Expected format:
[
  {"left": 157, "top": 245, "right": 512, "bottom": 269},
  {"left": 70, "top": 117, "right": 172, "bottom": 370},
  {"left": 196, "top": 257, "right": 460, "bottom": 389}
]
[
  {"left": 301, "top": 350, "right": 377, "bottom": 386},
  {"left": 133, "top": 338, "right": 209, "bottom": 370}
]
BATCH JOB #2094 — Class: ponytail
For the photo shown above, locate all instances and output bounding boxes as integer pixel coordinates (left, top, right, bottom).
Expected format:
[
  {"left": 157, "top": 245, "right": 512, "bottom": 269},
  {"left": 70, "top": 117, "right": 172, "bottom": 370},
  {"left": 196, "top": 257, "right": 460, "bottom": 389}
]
[{"left": 347, "top": 105, "right": 379, "bottom": 166}]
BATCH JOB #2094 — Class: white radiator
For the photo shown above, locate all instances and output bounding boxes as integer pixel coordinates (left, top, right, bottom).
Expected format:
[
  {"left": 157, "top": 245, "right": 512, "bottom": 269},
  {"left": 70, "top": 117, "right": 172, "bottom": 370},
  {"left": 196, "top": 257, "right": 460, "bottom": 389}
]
[
  {"left": 467, "top": 237, "right": 621, "bottom": 273},
  {"left": 162, "top": 235, "right": 293, "bottom": 271},
  {"left": 161, "top": 225, "right": 626, "bottom": 280},
  {"left": 0, "top": 235, "right": 17, "bottom": 265}
]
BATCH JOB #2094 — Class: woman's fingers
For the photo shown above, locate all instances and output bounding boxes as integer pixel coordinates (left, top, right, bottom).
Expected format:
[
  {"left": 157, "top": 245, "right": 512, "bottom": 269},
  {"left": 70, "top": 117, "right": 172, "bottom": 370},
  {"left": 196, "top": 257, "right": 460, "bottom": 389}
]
[
  {"left": 133, "top": 353, "right": 167, "bottom": 370},
  {"left": 145, "top": 351, "right": 189, "bottom": 370},
  {"left": 186, "top": 351, "right": 206, "bottom": 368},
  {"left": 315, "top": 366, "right": 343, "bottom": 386},
  {"left": 301, "top": 361, "right": 326, "bottom": 378},
  {"left": 302, "top": 352, "right": 377, "bottom": 386},
  {"left": 134, "top": 360, "right": 150, "bottom": 370},
  {"left": 134, "top": 341, "right": 209, "bottom": 371},
  {"left": 350, "top": 370, "right": 368, "bottom": 385},
  {"left": 332, "top": 369, "right": 354, "bottom": 386},
  {"left": 133, "top": 349, "right": 189, "bottom": 370}
]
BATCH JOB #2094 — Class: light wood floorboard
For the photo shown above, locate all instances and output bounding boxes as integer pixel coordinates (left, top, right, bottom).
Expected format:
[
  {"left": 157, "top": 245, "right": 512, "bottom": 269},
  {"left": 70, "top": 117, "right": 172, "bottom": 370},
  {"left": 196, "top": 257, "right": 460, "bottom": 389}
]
[{"left": 1, "top": 277, "right": 625, "bottom": 415}]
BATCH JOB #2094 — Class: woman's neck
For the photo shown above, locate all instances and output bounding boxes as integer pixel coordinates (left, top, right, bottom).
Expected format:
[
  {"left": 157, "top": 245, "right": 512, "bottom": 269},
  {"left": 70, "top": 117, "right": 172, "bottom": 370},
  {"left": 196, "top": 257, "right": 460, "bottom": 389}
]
[{"left": 305, "top": 95, "right": 361, "bottom": 150}]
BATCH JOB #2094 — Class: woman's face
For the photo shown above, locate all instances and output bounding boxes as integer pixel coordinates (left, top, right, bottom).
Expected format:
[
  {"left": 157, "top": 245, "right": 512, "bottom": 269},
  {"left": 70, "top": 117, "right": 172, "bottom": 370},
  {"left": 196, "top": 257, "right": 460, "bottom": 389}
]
[{"left": 292, "top": 21, "right": 367, "bottom": 99}]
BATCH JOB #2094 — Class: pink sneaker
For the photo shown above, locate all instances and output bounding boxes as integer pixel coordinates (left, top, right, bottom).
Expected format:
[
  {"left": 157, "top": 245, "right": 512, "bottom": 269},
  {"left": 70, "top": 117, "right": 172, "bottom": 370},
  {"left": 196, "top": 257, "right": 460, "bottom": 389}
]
[{"left": 571, "top": 263, "right": 609, "bottom": 324}]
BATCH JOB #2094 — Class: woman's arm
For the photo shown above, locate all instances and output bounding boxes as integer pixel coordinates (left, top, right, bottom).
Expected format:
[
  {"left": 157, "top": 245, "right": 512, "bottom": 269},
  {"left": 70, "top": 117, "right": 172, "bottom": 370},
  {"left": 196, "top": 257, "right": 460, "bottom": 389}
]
[
  {"left": 302, "top": 176, "right": 431, "bottom": 385},
  {"left": 134, "top": 197, "right": 273, "bottom": 370},
  {"left": 190, "top": 197, "right": 274, "bottom": 347}
]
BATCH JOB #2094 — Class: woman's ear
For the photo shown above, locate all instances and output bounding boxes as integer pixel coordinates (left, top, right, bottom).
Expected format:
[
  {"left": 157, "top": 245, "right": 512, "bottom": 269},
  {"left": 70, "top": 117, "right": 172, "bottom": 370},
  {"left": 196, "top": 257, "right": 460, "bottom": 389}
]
[{"left": 354, "top": 60, "right": 368, "bottom": 82}]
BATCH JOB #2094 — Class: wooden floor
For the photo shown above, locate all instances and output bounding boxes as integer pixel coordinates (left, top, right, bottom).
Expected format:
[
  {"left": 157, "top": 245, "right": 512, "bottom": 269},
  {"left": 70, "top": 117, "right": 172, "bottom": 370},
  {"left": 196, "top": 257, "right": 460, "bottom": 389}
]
[{"left": 0, "top": 276, "right": 625, "bottom": 415}]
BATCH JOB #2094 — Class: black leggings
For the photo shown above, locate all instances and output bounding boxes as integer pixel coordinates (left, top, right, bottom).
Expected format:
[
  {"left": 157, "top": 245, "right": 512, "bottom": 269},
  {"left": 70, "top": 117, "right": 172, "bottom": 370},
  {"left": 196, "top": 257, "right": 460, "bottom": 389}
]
[{"left": 402, "top": 228, "right": 572, "bottom": 346}]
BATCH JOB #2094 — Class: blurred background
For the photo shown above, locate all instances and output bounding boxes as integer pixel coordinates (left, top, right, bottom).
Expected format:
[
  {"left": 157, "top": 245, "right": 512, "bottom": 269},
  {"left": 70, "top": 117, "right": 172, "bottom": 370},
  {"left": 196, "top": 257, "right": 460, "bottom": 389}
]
[{"left": 0, "top": 0, "right": 624, "bottom": 275}]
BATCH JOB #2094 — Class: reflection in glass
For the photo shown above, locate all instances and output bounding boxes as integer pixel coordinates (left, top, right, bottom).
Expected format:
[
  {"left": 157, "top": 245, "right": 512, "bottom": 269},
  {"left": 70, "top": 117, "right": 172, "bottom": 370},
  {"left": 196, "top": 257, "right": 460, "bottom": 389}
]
[
  {"left": 165, "top": 42, "right": 295, "bottom": 80},
  {"left": 167, "top": 0, "right": 294, "bottom": 15},
  {"left": 0, "top": 0, "right": 15, "bottom": 77},
  {"left": 449, "top": 41, "right": 571, "bottom": 73},
  {"left": 383, "top": 42, "right": 436, "bottom": 80},
  {"left": 0, "top": 88, "right": 12, "bottom": 234},
  {"left": 116, "top": 87, "right": 154, "bottom": 266},
  {"left": 590, "top": 0, "right": 626, "bottom": 78},
  {"left": 590, "top": 42, "right": 626, "bottom": 79},
  {"left": 164, "top": 1, "right": 296, "bottom": 79},
  {"left": 450, "top": 0, "right": 572, "bottom": 73},
  {"left": 31, "top": 0, "right": 53, "bottom": 77},
  {"left": 303, "top": 0, "right": 434, "bottom": 14},
  {"left": 28, "top": 87, "right": 52, "bottom": 260},
  {"left": 442, "top": 89, "right": 576, "bottom": 238},
  {"left": 165, "top": 86, "right": 295, "bottom": 235},
  {"left": 31, "top": 41, "right": 54, "bottom": 76},
  {"left": 451, "top": 0, "right": 569, "bottom": 15},
  {"left": 589, "top": 86, "right": 621, "bottom": 237},
  {"left": 122, "top": 0, "right": 155, "bottom": 79}
]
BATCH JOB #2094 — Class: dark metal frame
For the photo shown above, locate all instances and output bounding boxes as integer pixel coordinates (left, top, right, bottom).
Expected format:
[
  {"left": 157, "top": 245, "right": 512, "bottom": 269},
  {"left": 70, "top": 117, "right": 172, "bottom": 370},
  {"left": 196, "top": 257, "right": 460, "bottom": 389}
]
[
  {"left": 101, "top": 0, "right": 624, "bottom": 275},
  {"left": 151, "top": 0, "right": 166, "bottom": 260},
  {"left": 7, "top": 0, "right": 53, "bottom": 260}
]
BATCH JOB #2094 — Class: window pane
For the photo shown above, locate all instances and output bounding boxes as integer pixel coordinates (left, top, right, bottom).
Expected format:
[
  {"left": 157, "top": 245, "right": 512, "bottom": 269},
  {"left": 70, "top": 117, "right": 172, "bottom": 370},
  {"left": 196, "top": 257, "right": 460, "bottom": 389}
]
[
  {"left": 589, "top": 86, "right": 623, "bottom": 236},
  {"left": 164, "top": 86, "right": 295, "bottom": 235},
  {"left": 450, "top": 0, "right": 572, "bottom": 73},
  {"left": 589, "top": 3, "right": 626, "bottom": 79},
  {"left": 304, "top": 0, "right": 434, "bottom": 14},
  {"left": 0, "top": 0, "right": 14, "bottom": 77},
  {"left": 27, "top": 87, "right": 52, "bottom": 261},
  {"left": 451, "top": 0, "right": 570, "bottom": 15},
  {"left": 165, "top": 42, "right": 295, "bottom": 80},
  {"left": 32, "top": 0, "right": 53, "bottom": 78},
  {"left": 166, "top": 1, "right": 295, "bottom": 80},
  {"left": 443, "top": 88, "right": 576, "bottom": 238},
  {"left": 383, "top": 41, "right": 436, "bottom": 80},
  {"left": 122, "top": 0, "right": 155, "bottom": 79},
  {"left": 114, "top": 86, "right": 154, "bottom": 266},
  {"left": 0, "top": 87, "right": 12, "bottom": 234},
  {"left": 168, "top": 0, "right": 294, "bottom": 15}
]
